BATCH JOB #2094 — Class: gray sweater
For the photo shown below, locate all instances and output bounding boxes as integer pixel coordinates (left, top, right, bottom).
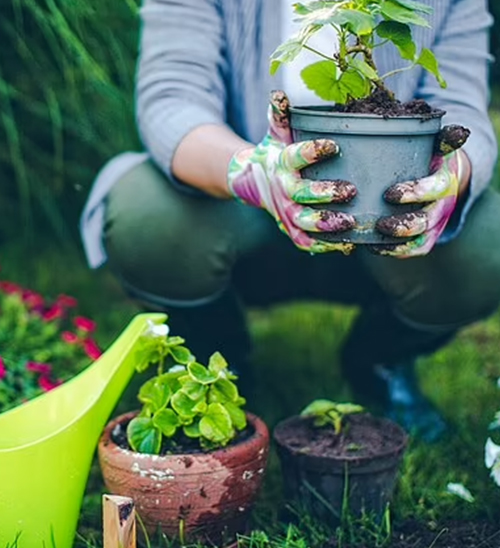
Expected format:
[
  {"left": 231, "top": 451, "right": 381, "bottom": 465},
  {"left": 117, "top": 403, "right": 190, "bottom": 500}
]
[{"left": 81, "top": 0, "right": 497, "bottom": 268}]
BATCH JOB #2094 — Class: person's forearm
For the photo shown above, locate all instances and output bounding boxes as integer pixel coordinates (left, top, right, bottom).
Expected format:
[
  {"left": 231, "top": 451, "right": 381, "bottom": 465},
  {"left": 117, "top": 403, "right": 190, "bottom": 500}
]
[{"left": 172, "top": 124, "right": 253, "bottom": 198}]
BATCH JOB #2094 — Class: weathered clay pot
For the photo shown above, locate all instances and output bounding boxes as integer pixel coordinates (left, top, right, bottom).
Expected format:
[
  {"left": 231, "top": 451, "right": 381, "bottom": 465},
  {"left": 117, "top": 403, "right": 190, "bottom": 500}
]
[
  {"left": 98, "top": 411, "right": 269, "bottom": 545},
  {"left": 273, "top": 413, "right": 408, "bottom": 525}
]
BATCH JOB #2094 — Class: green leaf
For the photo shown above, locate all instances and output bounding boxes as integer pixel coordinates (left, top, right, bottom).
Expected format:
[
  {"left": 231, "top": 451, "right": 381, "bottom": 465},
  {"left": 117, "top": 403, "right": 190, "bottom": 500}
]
[
  {"left": 270, "top": 37, "right": 304, "bottom": 75},
  {"left": 292, "top": 2, "right": 312, "bottom": 15},
  {"left": 300, "top": 60, "right": 340, "bottom": 101},
  {"left": 209, "top": 378, "right": 238, "bottom": 404},
  {"left": 183, "top": 421, "right": 201, "bottom": 438},
  {"left": 301, "top": 399, "right": 338, "bottom": 417},
  {"left": 127, "top": 417, "right": 162, "bottom": 454},
  {"left": 380, "top": 0, "right": 431, "bottom": 27},
  {"left": 165, "top": 336, "right": 185, "bottom": 346},
  {"left": 336, "top": 9, "right": 377, "bottom": 35},
  {"left": 153, "top": 408, "right": 180, "bottom": 438},
  {"left": 171, "top": 391, "right": 199, "bottom": 419},
  {"left": 180, "top": 379, "right": 207, "bottom": 400},
  {"left": 376, "top": 21, "right": 416, "bottom": 61},
  {"left": 334, "top": 403, "right": 365, "bottom": 415},
  {"left": 188, "top": 362, "right": 218, "bottom": 384},
  {"left": 270, "top": 24, "right": 321, "bottom": 74},
  {"left": 199, "top": 403, "right": 234, "bottom": 445},
  {"left": 170, "top": 345, "right": 193, "bottom": 364},
  {"left": 301, "top": 61, "right": 370, "bottom": 103},
  {"left": 391, "top": 0, "right": 433, "bottom": 14},
  {"left": 138, "top": 377, "right": 172, "bottom": 412},
  {"left": 225, "top": 402, "right": 247, "bottom": 431},
  {"left": 208, "top": 352, "right": 228, "bottom": 375},
  {"left": 192, "top": 399, "right": 208, "bottom": 414},
  {"left": 416, "top": 48, "right": 447, "bottom": 88}
]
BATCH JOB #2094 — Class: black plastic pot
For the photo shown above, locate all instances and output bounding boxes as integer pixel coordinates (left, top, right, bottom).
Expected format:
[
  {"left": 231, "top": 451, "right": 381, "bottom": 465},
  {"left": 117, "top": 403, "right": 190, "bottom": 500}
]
[
  {"left": 273, "top": 414, "right": 408, "bottom": 525},
  {"left": 290, "top": 106, "right": 444, "bottom": 244}
]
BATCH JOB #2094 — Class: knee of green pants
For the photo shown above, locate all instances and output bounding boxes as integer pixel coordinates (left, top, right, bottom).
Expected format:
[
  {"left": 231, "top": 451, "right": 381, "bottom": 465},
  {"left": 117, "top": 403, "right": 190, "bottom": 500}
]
[
  {"left": 361, "top": 188, "right": 500, "bottom": 330},
  {"left": 103, "top": 159, "right": 266, "bottom": 301}
]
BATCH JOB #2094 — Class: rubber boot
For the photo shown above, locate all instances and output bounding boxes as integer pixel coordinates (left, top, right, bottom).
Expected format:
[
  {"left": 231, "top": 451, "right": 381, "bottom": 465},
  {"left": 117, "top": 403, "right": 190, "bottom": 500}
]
[{"left": 341, "top": 304, "right": 454, "bottom": 442}]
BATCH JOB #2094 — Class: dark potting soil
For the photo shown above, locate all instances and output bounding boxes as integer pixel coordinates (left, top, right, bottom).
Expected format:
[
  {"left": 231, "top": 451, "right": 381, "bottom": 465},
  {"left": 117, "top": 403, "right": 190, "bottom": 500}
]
[
  {"left": 324, "top": 519, "right": 500, "bottom": 547},
  {"left": 276, "top": 413, "right": 405, "bottom": 460},
  {"left": 111, "top": 417, "right": 255, "bottom": 455},
  {"left": 332, "top": 88, "right": 444, "bottom": 119}
]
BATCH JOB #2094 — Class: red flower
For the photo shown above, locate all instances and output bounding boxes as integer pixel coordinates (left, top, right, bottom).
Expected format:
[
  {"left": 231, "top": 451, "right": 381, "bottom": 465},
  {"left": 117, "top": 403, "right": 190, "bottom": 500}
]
[
  {"left": 38, "top": 376, "right": 63, "bottom": 392},
  {"left": 0, "top": 281, "right": 22, "bottom": 294},
  {"left": 74, "top": 316, "right": 96, "bottom": 333},
  {"left": 83, "top": 339, "right": 102, "bottom": 360},
  {"left": 61, "top": 331, "right": 79, "bottom": 344},
  {"left": 22, "top": 290, "right": 44, "bottom": 309},
  {"left": 57, "top": 294, "right": 78, "bottom": 308},
  {"left": 0, "top": 357, "right": 6, "bottom": 381},
  {"left": 26, "top": 362, "right": 52, "bottom": 375},
  {"left": 42, "top": 305, "right": 64, "bottom": 322}
]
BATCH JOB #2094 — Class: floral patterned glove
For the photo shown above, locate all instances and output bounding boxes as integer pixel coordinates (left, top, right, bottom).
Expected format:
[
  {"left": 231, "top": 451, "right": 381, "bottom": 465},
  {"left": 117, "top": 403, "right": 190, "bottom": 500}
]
[
  {"left": 372, "top": 125, "right": 470, "bottom": 259},
  {"left": 227, "top": 91, "right": 357, "bottom": 254}
]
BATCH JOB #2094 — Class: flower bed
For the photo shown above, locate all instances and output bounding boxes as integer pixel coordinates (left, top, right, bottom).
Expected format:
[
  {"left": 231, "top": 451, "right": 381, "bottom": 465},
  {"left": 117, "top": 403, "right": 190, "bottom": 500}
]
[{"left": 0, "top": 277, "right": 102, "bottom": 413}]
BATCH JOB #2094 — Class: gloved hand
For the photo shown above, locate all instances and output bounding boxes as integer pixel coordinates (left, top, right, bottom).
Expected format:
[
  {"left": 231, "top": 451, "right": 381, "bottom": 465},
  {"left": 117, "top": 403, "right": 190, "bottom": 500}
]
[
  {"left": 227, "top": 90, "right": 357, "bottom": 254},
  {"left": 372, "top": 125, "right": 470, "bottom": 259}
]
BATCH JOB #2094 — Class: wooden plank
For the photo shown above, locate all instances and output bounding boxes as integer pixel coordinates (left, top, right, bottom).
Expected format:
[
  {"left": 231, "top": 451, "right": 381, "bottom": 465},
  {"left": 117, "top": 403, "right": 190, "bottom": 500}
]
[{"left": 103, "top": 494, "right": 136, "bottom": 548}]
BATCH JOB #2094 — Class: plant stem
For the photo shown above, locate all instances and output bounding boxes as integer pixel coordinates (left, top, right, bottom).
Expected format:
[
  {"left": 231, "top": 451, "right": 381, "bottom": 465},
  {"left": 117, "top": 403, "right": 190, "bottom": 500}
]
[
  {"left": 380, "top": 64, "right": 416, "bottom": 81},
  {"left": 303, "top": 44, "right": 334, "bottom": 62}
]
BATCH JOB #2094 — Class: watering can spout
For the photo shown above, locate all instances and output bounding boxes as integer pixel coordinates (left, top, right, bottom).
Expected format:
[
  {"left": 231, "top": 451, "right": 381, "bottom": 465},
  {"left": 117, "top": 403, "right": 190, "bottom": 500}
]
[{"left": 0, "top": 313, "right": 166, "bottom": 548}]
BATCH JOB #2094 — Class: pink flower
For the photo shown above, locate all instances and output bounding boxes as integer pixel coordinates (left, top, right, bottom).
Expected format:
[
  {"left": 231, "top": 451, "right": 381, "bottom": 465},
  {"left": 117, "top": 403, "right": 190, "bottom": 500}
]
[
  {"left": 57, "top": 294, "right": 78, "bottom": 308},
  {"left": 26, "top": 362, "right": 52, "bottom": 375},
  {"left": 61, "top": 331, "right": 79, "bottom": 344},
  {"left": 22, "top": 290, "right": 44, "bottom": 309},
  {"left": 83, "top": 339, "right": 102, "bottom": 360},
  {"left": 0, "top": 281, "right": 22, "bottom": 294},
  {"left": 38, "top": 376, "right": 63, "bottom": 392},
  {"left": 0, "top": 357, "right": 6, "bottom": 381},
  {"left": 74, "top": 316, "right": 96, "bottom": 333},
  {"left": 42, "top": 305, "right": 64, "bottom": 322}
]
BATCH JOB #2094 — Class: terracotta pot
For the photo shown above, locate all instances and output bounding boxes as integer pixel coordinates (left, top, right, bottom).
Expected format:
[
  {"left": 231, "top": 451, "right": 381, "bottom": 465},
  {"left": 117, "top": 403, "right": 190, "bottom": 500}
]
[
  {"left": 98, "top": 411, "right": 269, "bottom": 545},
  {"left": 273, "top": 413, "right": 408, "bottom": 525}
]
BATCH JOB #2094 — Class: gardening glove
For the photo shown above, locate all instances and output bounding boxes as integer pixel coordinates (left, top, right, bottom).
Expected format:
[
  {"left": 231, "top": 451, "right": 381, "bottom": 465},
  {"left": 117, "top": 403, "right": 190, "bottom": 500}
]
[
  {"left": 372, "top": 125, "right": 471, "bottom": 259},
  {"left": 227, "top": 90, "right": 357, "bottom": 254}
]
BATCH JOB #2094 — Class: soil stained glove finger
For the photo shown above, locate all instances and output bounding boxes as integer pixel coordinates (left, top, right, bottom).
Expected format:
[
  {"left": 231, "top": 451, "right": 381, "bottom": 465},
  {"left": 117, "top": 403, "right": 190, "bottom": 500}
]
[{"left": 228, "top": 90, "right": 357, "bottom": 254}]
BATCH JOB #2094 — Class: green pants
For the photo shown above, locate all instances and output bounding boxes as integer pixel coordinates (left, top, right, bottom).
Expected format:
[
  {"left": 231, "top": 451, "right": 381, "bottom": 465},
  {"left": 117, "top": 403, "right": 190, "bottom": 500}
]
[{"left": 103, "top": 157, "right": 500, "bottom": 368}]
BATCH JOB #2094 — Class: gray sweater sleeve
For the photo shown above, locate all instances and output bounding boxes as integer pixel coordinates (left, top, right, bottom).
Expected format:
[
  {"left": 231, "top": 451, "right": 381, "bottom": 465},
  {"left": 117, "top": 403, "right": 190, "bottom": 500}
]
[
  {"left": 136, "top": 0, "right": 227, "bottom": 182},
  {"left": 417, "top": 0, "right": 497, "bottom": 238}
]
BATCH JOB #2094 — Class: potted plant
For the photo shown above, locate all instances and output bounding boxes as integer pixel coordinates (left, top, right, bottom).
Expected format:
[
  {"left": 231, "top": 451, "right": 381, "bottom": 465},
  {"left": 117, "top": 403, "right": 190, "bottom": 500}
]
[
  {"left": 270, "top": 0, "right": 469, "bottom": 244},
  {"left": 273, "top": 399, "right": 408, "bottom": 525},
  {"left": 98, "top": 318, "right": 270, "bottom": 546}
]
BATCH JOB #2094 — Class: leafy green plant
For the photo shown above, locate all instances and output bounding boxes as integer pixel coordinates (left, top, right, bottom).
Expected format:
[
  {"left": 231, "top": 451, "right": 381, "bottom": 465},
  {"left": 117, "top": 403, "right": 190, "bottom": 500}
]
[
  {"left": 270, "top": 0, "right": 447, "bottom": 104},
  {"left": 126, "top": 319, "right": 247, "bottom": 454},
  {"left": 300, "top": 399, "right": 363, "bottom": 434}
]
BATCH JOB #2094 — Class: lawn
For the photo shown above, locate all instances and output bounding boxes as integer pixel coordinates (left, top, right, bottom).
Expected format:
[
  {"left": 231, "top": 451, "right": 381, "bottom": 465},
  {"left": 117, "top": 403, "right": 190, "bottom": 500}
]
[{"left": 2, "top": 107, "right": 500, "bottom": 545}]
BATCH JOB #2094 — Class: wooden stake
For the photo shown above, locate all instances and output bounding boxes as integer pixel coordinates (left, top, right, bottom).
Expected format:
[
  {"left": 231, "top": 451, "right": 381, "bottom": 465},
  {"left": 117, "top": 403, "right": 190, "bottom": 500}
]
[{"left": 103, "top": 494, "right": 136, "bottom": 548}]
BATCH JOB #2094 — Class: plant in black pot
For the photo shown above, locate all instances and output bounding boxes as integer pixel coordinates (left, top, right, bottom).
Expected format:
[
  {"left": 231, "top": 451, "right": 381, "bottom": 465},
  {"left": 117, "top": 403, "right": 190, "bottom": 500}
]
[
  {"left": 273, "top": 399, "right": 408, "bottom": 529},
  {"left": 271, "top": 0, "right": 469, "bottom": 244},
  {"left": 98, "top": 319, "right": 269, "bottom": 547}
]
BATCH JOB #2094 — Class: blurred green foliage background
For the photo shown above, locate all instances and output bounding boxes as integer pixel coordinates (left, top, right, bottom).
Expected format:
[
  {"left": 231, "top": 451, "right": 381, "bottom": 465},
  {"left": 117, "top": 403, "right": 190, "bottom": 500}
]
[{"left": 0, "top": 0, "right": 499, "bottom": 246}]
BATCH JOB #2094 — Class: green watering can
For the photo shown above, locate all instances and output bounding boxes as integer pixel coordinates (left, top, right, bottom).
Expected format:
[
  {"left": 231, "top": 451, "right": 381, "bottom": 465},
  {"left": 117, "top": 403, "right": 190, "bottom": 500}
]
[{"left": 0, "top": 312, "right": 165, "bottom": 548}]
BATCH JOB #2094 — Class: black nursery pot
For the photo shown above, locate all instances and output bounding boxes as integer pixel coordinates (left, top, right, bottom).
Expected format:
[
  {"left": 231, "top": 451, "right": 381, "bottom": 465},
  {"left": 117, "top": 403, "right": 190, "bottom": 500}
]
[
  {"left": 290, "top": 106, "right": 444, "bottom": 245},
  {"left": 273, "top": 414, "right": 408, "bottom": 525}
]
